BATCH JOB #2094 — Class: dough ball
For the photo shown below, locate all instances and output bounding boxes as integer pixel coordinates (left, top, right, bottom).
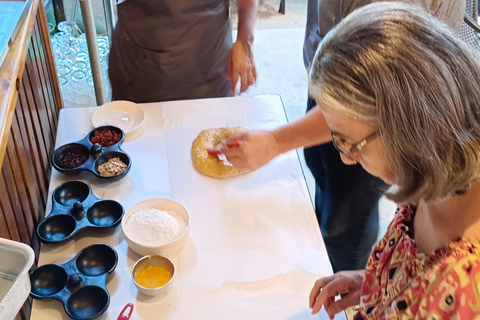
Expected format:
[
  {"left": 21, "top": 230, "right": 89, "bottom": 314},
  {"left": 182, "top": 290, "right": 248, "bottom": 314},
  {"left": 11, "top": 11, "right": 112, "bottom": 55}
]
[{"left": 191, "top": 127, "right": 249, "bottom": 179}]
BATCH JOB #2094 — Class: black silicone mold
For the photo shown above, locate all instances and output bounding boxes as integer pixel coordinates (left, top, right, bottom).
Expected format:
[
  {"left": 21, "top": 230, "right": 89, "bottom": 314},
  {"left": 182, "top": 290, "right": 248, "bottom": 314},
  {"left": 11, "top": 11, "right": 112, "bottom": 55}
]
[
  {"left": 37, "top": 181, "right": 124, "bottom": 244},
  {"left": 52, "top": 125, "right": 132, "bottom": 181},
  {"left": 30, "top": 244, "right": 117, "bottom": 320}
]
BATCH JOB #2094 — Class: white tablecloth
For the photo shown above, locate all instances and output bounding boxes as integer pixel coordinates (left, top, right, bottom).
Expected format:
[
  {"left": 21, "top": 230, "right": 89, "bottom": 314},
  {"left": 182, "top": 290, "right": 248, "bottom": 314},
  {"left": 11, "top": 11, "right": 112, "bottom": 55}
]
[{"left": 30, "top": 95, "right": 345, "bottom": 320}]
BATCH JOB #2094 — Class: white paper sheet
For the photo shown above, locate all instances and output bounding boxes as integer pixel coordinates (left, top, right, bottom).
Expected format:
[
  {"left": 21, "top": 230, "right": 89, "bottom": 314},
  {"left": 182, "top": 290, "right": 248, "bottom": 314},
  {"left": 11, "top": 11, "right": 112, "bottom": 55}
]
[
  {"left": 31, "top": 96, "right": 345, "bottom": 320},
  {"left": 160, "top": 95, "right": 337, "bottom": 319}
]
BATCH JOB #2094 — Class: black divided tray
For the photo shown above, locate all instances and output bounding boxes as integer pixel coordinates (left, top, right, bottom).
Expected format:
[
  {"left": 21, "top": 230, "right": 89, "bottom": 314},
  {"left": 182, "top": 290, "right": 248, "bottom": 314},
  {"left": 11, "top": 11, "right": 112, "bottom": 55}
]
[
  {"left": 52, "top": 125, "right": 132, "bottom": 181},
  {"left": 30, "top": 244, "right": 118, "bottom": 320},
  {"left": 37, "top": 181, "right": 124, "bottom": 243}
]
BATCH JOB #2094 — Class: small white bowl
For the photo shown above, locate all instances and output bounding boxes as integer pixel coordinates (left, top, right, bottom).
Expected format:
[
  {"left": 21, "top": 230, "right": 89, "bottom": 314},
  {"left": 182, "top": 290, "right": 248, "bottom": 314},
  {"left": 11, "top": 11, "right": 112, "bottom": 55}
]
[
  {"left": 91, "top": 100, "right": 145, "bottom": 136},
  {"left": 132, "top": 255, "right": 175, "bottom": 297},
  {"left": 122, "top": 198, "right": 190, "bottom": 257}
]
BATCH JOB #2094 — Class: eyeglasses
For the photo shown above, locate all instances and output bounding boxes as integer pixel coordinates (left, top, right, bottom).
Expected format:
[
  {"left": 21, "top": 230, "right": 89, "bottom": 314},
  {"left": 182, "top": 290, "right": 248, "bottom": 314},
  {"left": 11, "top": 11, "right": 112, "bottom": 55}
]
[{"left": 330, "top": 130, "right": 379, "bottom": 160}]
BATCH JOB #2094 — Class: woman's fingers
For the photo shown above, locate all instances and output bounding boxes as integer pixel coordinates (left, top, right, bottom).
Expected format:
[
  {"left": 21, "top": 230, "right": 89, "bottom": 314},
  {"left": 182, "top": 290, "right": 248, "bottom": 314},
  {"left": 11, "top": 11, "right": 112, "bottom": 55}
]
[
  {"left": 219, "top": 143, "right": 242, "bottom": 157},
  {"left": 324, "top": 296, "right": 335, "bottom": 320},
  {"left": 224, "top": 156, "right": 244, "bottom": 167},
  {"left": 309, "top": 276, "right": 334, "bottom": 308},
  {"left": 326, "top": 291, "right": 360, "bottom": 318},
  {"left": 224, "top": 132, "right": 248, "bottom": 144},
  {"left": 310, "top": 271, "right": 364, "bottom": 316},
  {"left": 219, "top": 143, "right": 250, "bottom": 167},
  {"left": 311, "top": 278, "right": 345, "bottom": 314},
  {"left": 215, "top": 131, "right": 281, "bottom": 170},
  {"left": 210, "top": 134, "right": 245, "bottom": 155}
]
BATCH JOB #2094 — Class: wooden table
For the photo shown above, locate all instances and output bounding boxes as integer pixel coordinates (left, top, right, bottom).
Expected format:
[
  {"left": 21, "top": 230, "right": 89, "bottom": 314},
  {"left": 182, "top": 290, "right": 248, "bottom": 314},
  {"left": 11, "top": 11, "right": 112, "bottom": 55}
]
[{"left": 31, "top": 95, "right": 345, "bottom": 320}]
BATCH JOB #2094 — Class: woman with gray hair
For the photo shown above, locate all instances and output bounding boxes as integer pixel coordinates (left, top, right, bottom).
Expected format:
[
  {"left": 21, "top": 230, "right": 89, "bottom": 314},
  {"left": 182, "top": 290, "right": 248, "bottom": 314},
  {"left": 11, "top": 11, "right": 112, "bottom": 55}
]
[{"left": 308, "top": 2, "right": 480, "bottom": 319}]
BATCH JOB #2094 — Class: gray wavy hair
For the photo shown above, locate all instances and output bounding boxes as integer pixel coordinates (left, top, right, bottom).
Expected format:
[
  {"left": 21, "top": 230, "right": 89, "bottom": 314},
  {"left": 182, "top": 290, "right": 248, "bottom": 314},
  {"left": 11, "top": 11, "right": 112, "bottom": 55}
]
[{"left": 309, "top": 2, "right": 480, "bottom": 203}]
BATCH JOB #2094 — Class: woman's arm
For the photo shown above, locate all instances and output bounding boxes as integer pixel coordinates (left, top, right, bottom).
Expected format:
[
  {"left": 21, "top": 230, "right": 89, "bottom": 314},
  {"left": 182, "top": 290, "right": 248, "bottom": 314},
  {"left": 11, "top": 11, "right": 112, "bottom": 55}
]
[{"left": 218, "top": 105, "right": 332, "bottom": 170}]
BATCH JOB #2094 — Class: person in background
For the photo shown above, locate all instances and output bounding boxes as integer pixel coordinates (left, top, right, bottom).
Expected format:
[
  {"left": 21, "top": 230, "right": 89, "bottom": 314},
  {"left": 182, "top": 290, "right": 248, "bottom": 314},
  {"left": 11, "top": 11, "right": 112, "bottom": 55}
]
[
  {"left": 307, "top": 2, "right": 480, "bottom": 319},
  {"left": 215, "top": 0, "right": 464, "bottom": 273},
  {"left": 108, "top": 0, "right": 258, "bottom": 103}
]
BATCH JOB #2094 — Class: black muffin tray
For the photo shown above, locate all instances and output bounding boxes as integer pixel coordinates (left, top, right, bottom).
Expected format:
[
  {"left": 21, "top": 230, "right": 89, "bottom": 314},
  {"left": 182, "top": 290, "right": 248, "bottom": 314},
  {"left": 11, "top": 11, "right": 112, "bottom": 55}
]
[
  {"left": 52, "top": 125, "right": 132, "bottom": 181},
  {"left": 30, "top": 244, "right": 117, "bottom": 320},
  {"left": 37, "top": 181, "right": 124, "bottom": 243}
]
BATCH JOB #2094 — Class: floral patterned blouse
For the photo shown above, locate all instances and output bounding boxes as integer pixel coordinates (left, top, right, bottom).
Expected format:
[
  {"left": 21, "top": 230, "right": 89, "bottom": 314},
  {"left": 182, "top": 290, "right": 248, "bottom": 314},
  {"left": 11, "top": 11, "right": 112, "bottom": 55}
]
[{"left": 358, "top": 205, "right": 480, "bottom": 319}]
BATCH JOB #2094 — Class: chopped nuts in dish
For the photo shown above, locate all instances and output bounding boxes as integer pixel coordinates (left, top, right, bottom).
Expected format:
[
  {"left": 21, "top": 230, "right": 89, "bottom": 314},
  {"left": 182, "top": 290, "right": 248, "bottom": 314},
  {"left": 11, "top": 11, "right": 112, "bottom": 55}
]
[{"left": 98, "top": 157, "right": 127, "bottom": 176}]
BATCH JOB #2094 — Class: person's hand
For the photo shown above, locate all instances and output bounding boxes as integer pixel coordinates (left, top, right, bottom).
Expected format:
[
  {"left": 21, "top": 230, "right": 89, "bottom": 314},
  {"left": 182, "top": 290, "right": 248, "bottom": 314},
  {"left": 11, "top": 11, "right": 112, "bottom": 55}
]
[
  {"left": 309, "top": 270, "right": 364, "bottom": 319},
  {"left": 210, "top": 130, "right": 280, "bottom": 170},
  {"left": 227, "top": 40, "right": 257, "bottom": 93}
]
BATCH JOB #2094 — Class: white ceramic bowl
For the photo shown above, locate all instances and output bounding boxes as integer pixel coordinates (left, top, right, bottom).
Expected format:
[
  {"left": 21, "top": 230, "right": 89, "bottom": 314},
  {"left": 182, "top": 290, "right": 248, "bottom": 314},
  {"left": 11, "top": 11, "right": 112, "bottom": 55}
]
[
  {"left": 91, "top": 100, "right": 146, "bottom": 136},
  {"left": 132, "top": 255, "right": 175, "bottom": 297},
  {"left": 122, "top": 198, "right": 190, "bottom": 257}
]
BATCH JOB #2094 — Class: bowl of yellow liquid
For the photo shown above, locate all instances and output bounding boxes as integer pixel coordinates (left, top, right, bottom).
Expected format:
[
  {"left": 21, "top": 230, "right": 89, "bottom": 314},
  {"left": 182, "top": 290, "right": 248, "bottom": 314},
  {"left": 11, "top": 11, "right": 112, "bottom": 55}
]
[{"left": 132, "top": 255, "right": 175, "bottom": 297}]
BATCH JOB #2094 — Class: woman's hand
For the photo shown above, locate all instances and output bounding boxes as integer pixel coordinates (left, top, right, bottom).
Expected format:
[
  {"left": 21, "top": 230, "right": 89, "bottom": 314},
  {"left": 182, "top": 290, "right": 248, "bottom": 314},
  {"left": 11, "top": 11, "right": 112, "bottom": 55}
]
[
  {"left": 214, "top": 130, "right": 281, "bottom": 170},
  {"left": 309, "top": 270, "right": 365, "bottom": 319}
]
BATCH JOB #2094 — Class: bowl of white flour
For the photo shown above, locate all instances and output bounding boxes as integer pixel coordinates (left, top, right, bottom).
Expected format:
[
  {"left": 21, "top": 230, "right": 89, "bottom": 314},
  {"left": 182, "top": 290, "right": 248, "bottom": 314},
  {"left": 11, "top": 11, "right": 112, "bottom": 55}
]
[{"left": 122, "top": 198, "right": 190, "bottom": 257}]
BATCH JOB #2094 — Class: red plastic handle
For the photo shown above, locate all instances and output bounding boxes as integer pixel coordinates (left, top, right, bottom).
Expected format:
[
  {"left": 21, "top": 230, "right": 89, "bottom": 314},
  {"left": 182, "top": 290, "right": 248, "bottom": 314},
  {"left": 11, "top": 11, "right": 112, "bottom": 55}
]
[
  {"left": 226, "top": 139, "right": 241, "bottom": 147},
  {"left": 117, "top": 303, "right": 134, "bottom": 320},
  {"left": 207, "top": 148, "right": 221, "bottom": 155},
  {"left": 207, "top": 139, "right": 241, "bottom": 156}
]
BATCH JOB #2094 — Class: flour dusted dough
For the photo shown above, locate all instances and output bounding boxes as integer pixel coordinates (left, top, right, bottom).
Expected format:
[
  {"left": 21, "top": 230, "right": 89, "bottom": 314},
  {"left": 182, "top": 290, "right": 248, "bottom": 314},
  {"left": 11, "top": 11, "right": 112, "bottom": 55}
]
[{"left": 191, "top": 127, "right": 250, "bottom": 179}]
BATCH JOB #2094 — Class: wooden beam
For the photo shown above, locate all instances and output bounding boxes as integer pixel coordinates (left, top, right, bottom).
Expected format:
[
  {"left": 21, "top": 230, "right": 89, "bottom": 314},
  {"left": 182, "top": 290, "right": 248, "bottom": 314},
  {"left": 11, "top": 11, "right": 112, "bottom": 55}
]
[{"left": 0, "top": 0, "right": 40, "bottom": 167}]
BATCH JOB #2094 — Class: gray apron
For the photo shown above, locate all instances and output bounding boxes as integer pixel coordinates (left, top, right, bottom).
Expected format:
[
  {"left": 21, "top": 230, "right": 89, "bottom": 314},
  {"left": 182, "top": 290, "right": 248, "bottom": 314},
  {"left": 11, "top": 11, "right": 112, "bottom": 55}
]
[{"left": 108, "top": 0, "right": 232, "bottom": 103}]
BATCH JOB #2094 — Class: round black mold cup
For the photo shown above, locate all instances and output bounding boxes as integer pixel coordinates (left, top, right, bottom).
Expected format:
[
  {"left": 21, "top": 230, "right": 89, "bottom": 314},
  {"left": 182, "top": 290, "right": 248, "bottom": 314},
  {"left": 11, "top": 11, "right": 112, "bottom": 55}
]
[
  {"left": 65, "top": 286, "right": 109, "bottom": 320},
  {"left": 93, "top": 151, "right": 131, "bottom": 181},
  {"left": 75, "top": 244, "right": 118, "bottom": 277},
  {"left": 52, "top": 143, "right": 90, "bottom": 174},
  {"left": 37, "top": 215, "right": 76, "bottom": 243},
  {"left": 88, "top": 125, "right": 125, "bottom": 148},
  {"left": 53, "top": 181, "right": 90, "bottom": 207},
  {"left": 37, "top": 180, "right": 126, "bottom": 244},
  {"left": 29, "top": 245, "right": 118, "bottom": 319},
  {"left": 86, "top": 200, "right": 124, "bottom": 228},
  {"left": 30, "top": 265, "right": 68, "bottom": 298}
]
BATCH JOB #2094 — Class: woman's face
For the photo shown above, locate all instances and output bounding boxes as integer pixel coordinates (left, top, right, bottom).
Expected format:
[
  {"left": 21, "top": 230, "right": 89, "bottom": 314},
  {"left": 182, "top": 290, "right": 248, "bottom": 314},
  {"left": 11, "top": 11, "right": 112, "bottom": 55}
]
[{"left": 320, "top": 99, "right": 396, "bottom": 185}]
